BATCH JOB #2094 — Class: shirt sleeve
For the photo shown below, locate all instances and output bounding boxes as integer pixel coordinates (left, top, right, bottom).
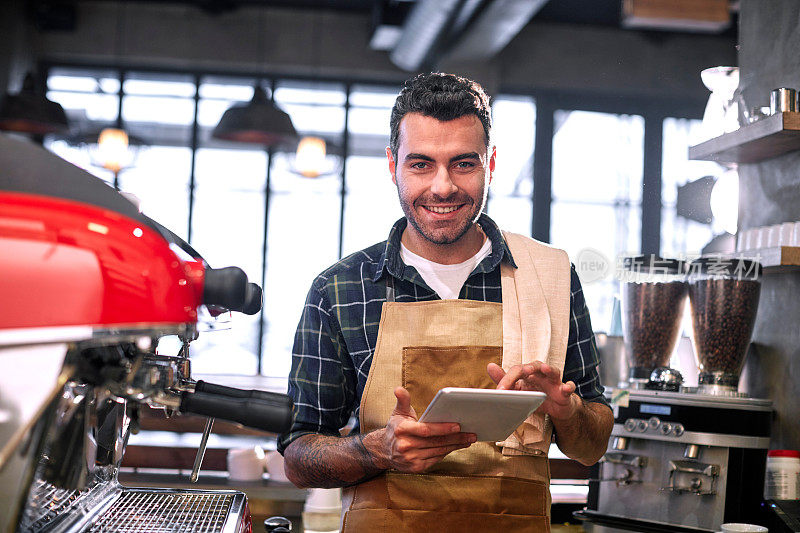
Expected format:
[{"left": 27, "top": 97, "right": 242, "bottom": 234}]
[
  {"left": 277, "top": 279, "right": 357, "bottom": 454},
  {"left": 563, "top": 264, "right": 610, "bottom": 407}
]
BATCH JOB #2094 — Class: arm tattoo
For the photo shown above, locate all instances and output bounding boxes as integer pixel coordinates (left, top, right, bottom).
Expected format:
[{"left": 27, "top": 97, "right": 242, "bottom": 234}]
[{"left": 284, "top": 433, "right": 385, "bottom": 488}]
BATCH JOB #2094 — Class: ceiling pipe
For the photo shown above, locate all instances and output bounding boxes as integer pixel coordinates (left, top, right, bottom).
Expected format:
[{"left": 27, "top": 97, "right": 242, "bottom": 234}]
[
  {"left": 445, "top": 0, "right": 550, "bottom": 62},
  {"left": 389, "top": 0, "right": 465, "bottom": 72}
]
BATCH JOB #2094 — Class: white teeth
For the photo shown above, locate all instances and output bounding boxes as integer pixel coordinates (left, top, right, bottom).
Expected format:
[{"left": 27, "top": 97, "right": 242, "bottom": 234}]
[{"left": 426, "top": 205, "right": 459, "bottom": 214}]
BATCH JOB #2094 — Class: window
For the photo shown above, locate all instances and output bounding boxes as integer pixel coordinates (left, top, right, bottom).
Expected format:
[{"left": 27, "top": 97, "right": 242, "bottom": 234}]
[
  {"left": 263, "top": 80, "right": 345, "bottom": 376},
  {"left": 42, "top": 65, "right": 705, "bottom": 377}
]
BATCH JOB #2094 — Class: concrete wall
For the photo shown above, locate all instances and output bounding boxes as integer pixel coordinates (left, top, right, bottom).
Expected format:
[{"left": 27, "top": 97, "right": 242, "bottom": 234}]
[
  {"left": 31, "top": 2, "right": 410, "bottom": 84},
  {"left": 496, "top": 21, "right": 736, "bottom": 100},
  {"left": 27, "top": 1, "right": 736, "bottom": 102},
  {"left": 737, "top": 0, "right": 800, "bottom": 450}
]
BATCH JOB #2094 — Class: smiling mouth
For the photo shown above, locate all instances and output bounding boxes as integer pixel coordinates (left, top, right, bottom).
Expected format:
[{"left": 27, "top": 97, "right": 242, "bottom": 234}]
[{"left": 423, "top": 205, "right": 463, "bottom": 214}]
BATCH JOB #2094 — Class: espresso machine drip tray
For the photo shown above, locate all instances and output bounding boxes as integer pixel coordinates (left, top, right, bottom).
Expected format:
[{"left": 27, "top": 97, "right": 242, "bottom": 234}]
[
  {"left": 27, "top": 487, "right": 248, "bottom": 533},
  {"left": 86, "top": 490, "right": 238, "bottom": 533}
]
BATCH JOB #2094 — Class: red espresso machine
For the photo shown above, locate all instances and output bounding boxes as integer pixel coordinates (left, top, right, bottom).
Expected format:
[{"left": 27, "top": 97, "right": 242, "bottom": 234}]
[{"left": 0, "top": 134, "right": 292, "bottom": 533}]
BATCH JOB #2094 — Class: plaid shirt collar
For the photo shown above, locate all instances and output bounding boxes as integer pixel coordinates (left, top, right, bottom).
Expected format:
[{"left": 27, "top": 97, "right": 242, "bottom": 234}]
[{"left": 371, "top": 213, "right": 518, "bottom": 284}]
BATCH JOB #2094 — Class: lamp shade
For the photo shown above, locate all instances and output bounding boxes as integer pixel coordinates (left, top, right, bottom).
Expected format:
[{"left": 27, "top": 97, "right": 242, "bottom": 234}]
[
  {"left": 212, "top": 86, "right": 296, "bottom": 146},
  {"left": 0, "top": 73, "right": 69, "bottom": 135}
]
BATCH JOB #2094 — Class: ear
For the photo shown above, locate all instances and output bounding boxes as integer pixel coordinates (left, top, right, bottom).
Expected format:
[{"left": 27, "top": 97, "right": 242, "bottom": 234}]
[
  {"left": 488, "top": 145, "right": 496, "bottom": 185},
  {"left": 386, "top": 146, "right": 397, "bottom": 185}
]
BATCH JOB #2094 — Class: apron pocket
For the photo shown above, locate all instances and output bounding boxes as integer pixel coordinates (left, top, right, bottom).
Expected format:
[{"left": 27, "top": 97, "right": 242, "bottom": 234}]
[
  {"left": 342, "top": 508, "right": 550, "bottom": 533},
  {"left": 402, "top": 345, "right": 502, "bottom": 416},
  {"left": 349, "top": 472, "right": 549, "bottom": 516}
]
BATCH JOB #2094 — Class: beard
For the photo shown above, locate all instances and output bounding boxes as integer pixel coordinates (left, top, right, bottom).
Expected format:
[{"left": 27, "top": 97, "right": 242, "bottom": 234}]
[{"left": 396, "top": 182, "right": 488, "bottom": 246}]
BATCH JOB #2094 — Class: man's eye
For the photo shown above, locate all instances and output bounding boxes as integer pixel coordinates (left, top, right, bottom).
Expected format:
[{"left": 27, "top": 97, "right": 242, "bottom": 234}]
[
  {"left": 410, "top": 162, "right": 428, "bottom": 169},
  {"left": 455, "top": 161, "right": 475, "bottom": 169}
]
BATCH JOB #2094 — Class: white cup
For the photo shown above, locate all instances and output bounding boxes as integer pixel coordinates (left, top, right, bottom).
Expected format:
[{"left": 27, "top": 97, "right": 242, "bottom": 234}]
[
  {"left": 720, "top": 524, "right": 768, "bottom": 532},
  {"left": 779, "top": 222, "right": 794, "bottom": 246},
  {"left": 792, "top": 221, "right": 800, "bottom": 246},
  {"left": 753, "top": 226, "right": 767, "bottom": 249},
  {"left": 740, "top": 228, "right": 756, "bottom": 251},
  {"left": 303, "top": 488, "right": 342, "bottom": 532},
  {"left": 227, "top": 447, "right": 265, "bottom": 481},
  {"left": 767, "top": 225, "right": 781, "bottom": 248},
  {"left": 265, "top": 450, "right": 290, "bottom": 483},
  {"left": 304, "top": 487, "right": 342, "bottom": 513}
]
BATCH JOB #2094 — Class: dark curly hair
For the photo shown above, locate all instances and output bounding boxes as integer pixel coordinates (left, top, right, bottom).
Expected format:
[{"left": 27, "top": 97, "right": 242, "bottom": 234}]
[{"left": 389, "top": 72, "right": 492, "bottom": 160}]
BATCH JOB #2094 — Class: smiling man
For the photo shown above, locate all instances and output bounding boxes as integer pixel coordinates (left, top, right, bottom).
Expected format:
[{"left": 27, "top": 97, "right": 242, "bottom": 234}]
[{"left": 279, "top": 73, "right": 613, "bottom": 532}]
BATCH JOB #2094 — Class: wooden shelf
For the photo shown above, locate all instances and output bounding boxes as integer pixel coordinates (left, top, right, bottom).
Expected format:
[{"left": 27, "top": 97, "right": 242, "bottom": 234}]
[
  {"left": 689, "top": 112, "right": 800, "bottom": 164},
  {"left": 741, "top": 246, "right": 800, "bottom": 271}
]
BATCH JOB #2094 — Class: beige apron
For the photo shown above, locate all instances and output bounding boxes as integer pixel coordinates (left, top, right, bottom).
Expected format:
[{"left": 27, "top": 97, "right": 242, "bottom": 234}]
[{"left": 341, "top": 232, "right": 571, "bottom": 532}]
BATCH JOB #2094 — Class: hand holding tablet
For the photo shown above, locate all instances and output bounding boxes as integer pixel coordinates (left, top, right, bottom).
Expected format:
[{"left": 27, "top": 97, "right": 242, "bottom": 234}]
[{"left": 418, "top": 387, "right": 547, "bottom": 442}]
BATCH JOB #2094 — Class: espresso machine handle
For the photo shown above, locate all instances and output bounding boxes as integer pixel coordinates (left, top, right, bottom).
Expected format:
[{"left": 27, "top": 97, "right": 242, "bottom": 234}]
[
  {"left": 179, "top": 391, "right": 293, "bottom": 433},
  {"left": 194, "top": 380, "right": 283, "bottom": 403},
  {"left": 203, "top": 267, "right": 248, "bottom": 311},
  {"left": 662, "top": 459, "right": 719, "bottom": 495},
  {"left": 599, "top": 452, "right": 648, "bottom": 468}
]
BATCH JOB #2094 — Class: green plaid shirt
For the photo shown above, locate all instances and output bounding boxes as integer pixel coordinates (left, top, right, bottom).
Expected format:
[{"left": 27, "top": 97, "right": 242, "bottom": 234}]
[{"left": 277, "top": 214, "right": 607, "bottom": 453}]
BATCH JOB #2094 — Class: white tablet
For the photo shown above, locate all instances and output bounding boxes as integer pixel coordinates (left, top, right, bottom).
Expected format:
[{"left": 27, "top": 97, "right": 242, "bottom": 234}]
[{"left": 418, "top": 387, "right": 547, "bottom": 442}]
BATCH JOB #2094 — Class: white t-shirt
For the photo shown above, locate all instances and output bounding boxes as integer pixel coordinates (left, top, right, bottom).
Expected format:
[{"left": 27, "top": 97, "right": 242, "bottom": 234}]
[{"left": 400, "top": 238, "right": 493, "bottom": 300}]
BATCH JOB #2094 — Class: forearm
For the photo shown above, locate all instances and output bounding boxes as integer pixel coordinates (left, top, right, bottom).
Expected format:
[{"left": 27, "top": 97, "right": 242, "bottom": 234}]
[
  {"left": 283, "top": 431, "right": 388, "bottom": 489},
  {"left": 551, "top": 396, "right": 613, "bottom": 466}
]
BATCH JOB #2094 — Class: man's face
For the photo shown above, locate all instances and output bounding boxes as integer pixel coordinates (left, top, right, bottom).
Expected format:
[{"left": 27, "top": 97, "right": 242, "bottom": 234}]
[{"left": 387, "top": 113, "right": 495, "bottom": 246}]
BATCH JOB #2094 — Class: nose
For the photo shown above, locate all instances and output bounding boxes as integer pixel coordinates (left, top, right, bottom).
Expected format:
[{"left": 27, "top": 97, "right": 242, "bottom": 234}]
[{"left": 430, "top": 165, "right": 458, "bottom": 198}]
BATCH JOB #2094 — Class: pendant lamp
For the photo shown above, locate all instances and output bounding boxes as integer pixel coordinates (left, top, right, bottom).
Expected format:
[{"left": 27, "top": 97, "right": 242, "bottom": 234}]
[
  {"left": 211, "top": 85, "right": 296, "bottom": 146},
  {"left": 0, "top": 72, "right": 69, "bottom": 135}
]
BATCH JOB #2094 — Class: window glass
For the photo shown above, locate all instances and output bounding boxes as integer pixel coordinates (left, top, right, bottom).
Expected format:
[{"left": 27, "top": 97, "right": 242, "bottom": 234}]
[
  {"left": 342, "top": 85, "right": 397, "bottom": 255},
  {"left": 47, "top": 91, "right": 119, "bottom": 122},
  {"left": 122, "top": 95, "right": 195, "bottom": 126},
  {"left": 123, "top": 72, "right": 196, "bottom": 97},
  {"left": 261, "top": 81, "right": 346, "bottom": 376},
  {"left": 552, "top": 110, "right": 644, "bottom": 204},
  {"left": 189, "top": 316, "right": 261, "bottom": 375},
  {"left": 47, "top": 66, "right": 119, "bottom": 94},
  {"left": 349, "top": 85, "right": 398, "bottom": 108},
  {"left": 189, "top": 185, "right": 266, "bottom": 376},
  {"left": 262, "top": 182, "right": 340, "bottom": 377},
  {"left": 487, "top": 95, "right": 536, "bottom": 235},
  {"left": 660, "top": 118, "right": 719, "bottom": 256},
  {"left": 486, "top": 196, "right": 532, "bottom": 237},
  {"left": 194, "top": 148, "right": 267, "bottom": 191},
  {"left": 116, "top": 146, "right": 192, "bottom": 239},
  {"left": 551, "top": 110, "right": 644, "bottom": 332},
  {"left": 343, "top": 156, "right": 402, "bottom": 255},
  {"left": 274, "top": 80, "right": 347, "bottom": 106},
  {"left": 348, "top": 107, "right": 391, "bottom": 137}
]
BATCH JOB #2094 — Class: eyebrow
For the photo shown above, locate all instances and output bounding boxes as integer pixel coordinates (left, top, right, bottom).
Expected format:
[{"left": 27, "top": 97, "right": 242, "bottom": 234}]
[{"left": 404, "top": 152, "right": 481, "bottom": 164}]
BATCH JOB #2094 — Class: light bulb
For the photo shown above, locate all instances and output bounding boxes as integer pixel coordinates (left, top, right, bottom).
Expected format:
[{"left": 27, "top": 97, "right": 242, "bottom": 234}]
[
  {"left": 96, "top": 128, "right": 131, "bottom": 173},
  {"left": 295, "top": 136, "right": 327, "bottom": 178}
]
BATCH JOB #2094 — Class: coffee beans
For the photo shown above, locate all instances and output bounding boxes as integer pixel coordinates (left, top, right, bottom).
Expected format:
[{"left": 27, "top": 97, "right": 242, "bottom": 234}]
[
  {"left": 689, "top": 279, "right": 761, "bottom": 380},
  {"left": 622, "top": 281, "right": 687, "bottom": 372}
]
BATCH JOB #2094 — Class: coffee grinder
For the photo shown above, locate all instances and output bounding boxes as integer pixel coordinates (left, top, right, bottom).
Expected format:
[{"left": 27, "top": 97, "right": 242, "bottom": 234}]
[
  {"left": 620, "top": 255, "right": 687, "bottom": 389},
  {"left": 578, "top": 256, "right": 772, "bottom": 532}
]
